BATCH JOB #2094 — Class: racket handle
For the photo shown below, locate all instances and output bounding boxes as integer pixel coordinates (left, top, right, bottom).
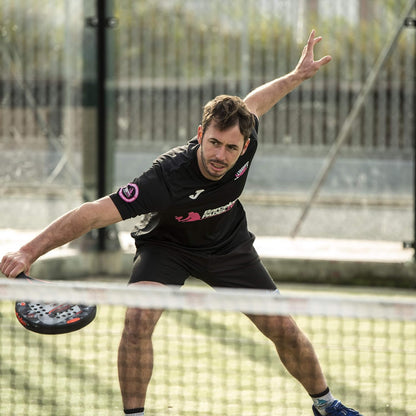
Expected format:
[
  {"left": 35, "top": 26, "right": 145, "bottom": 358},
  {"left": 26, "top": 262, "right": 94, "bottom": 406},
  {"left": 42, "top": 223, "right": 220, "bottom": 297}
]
[
  {"left": 16, "top": 272, "right": 49, "bottom": 284},
  {"left": 16, "top": 272, "right": 31, "bottom": 280}
]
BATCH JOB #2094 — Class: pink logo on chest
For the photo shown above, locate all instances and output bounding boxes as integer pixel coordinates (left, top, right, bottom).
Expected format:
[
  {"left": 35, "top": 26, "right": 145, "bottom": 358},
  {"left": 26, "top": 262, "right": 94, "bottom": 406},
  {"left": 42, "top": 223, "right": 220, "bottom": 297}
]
[{"left": 234, "top": 161, "right": 249, "bottom": 180}]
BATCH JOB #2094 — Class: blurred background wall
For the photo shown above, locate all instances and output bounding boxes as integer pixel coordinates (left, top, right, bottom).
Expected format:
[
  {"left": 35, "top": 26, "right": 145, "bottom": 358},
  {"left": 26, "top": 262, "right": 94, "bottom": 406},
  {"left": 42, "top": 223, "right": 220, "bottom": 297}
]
[{"left": 0, "top": 0, "right": 415, "bottom": 244}]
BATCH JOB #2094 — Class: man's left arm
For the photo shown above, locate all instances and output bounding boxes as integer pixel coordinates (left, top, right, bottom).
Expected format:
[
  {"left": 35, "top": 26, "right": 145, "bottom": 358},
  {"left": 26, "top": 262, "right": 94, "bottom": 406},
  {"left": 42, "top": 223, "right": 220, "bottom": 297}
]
[{"left": 244, "top": 29, "right": 332, "bottom": 118}]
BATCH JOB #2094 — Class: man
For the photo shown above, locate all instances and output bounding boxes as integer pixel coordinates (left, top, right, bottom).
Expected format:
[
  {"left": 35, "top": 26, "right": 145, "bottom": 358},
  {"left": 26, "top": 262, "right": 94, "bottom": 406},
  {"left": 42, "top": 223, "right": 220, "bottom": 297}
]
[{"left": 1, "top": 30, "right": 362, "bottom": 416}]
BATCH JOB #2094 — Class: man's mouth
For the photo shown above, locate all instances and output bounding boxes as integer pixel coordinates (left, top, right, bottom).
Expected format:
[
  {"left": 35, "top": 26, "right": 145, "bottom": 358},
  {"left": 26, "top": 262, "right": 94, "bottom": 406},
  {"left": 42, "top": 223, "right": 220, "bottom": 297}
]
[{"left": 209, "top": 160, "right": 227, "bottom": 172}]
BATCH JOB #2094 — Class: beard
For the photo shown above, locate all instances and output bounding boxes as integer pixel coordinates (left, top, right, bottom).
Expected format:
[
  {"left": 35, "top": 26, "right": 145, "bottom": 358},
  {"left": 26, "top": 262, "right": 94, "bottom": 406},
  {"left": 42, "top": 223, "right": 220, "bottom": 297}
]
[{"left": 199, "top": 147, "right": 229, "bottom": 180}]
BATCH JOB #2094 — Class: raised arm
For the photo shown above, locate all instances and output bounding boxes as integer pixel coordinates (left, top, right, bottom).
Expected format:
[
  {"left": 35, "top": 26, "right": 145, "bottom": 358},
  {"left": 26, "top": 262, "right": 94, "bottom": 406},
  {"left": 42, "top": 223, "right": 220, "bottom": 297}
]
[
  {"left": 244, "top": 29, "right": 332, "bottom": 118},
  {"left": 0, "top": 196, "right": 122, "bottom": 278}
]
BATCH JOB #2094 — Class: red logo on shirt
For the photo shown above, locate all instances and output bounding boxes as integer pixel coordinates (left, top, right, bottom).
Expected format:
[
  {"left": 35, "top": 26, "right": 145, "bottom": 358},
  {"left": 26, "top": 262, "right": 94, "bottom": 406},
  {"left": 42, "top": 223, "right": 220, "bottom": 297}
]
[
  {"left": 175, "top": 212, "right": 202, "bottom": 222},
  {"left": 175, "top": 200, "right": 237, "bottom": 223}
]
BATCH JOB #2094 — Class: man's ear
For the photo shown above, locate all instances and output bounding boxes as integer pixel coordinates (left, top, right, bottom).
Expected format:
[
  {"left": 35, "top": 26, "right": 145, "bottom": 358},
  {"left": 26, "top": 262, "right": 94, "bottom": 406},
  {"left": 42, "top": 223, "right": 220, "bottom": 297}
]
[
  {"left": 197, "top": 125, "right": 203, "bottom": 144},
  {"left": 241, "top": 138, "right": 250, "bottom": 156}
]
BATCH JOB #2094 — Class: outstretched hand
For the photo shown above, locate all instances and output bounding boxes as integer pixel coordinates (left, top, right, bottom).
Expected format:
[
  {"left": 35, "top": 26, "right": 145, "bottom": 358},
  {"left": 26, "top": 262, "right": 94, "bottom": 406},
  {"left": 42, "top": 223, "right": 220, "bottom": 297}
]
[
  {"left": 243, "top": 29, "right": 332, "bottom": 118},
  {"left": 294, "top": 29, "right": 332, "bottom": 80}
]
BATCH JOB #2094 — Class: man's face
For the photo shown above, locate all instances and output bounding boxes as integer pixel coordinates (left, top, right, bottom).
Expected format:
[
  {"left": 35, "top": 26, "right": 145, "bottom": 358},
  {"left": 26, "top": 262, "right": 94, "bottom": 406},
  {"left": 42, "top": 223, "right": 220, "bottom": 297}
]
[{"left": 197, "top": 122, "right": 250, "bottom": 181}]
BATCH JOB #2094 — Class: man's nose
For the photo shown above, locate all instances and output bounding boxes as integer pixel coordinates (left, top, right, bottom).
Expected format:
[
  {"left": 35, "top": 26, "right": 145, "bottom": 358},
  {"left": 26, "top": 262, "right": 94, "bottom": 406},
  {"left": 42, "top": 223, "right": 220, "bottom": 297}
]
[{"left": 215, "top": 145, "right": 226, "bottom": 161}]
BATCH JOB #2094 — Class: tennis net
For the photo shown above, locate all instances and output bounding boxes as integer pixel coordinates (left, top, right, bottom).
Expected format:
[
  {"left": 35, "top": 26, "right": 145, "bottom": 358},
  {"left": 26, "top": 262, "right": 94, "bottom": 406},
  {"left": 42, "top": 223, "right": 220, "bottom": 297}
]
[{"left": 0, "top": 278, "right": 415, "bottom": 416}]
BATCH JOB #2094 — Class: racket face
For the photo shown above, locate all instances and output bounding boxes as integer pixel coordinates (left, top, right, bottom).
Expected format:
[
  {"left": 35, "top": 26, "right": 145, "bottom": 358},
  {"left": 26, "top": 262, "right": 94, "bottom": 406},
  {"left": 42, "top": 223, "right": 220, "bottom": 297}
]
[
  {"left": 14, "top": 273, "right": 97, "bottom": 335},
  {"left": 15, "top": 301, "right": 96, "bottom": 334}
]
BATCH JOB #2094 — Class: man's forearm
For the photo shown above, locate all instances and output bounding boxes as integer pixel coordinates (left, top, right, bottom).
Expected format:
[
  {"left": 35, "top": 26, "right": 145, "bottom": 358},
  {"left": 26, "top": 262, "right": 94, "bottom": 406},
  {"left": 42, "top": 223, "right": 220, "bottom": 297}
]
[
  {"left": 244, "top": 71, "right": 303, "bottom": 118},
  {"left": 21, "top": 197, "right": 122, "bottom": 262},
  {"left": 1, "top": 197, "right": 122, "bottom": 278},
  {"left": 244, "top": 30, "right": 332, "bottom": 118},
  {"left": 20, "top": 206, "right": 95, "bottom": 263}
]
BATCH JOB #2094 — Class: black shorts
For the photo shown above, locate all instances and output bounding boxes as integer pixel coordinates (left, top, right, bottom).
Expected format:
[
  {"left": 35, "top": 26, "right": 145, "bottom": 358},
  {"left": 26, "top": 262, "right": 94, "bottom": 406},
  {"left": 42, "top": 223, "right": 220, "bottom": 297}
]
[{"left": 129, "top": 240, "right": 277, "bottom": 290}]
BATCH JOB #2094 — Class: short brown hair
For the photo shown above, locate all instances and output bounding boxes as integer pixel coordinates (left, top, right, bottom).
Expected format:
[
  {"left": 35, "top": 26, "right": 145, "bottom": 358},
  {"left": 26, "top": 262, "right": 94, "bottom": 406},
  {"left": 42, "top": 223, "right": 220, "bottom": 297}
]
[{"left": 201, "top": 95, "right": 255, "bottom": 142}]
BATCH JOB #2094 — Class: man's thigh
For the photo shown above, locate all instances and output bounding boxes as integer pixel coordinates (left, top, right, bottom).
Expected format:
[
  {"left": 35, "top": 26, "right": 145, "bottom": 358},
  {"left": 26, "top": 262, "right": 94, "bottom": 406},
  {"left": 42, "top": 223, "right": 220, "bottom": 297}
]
[{"left": 129, "top": 244, "right": 190, "bottom": 286}]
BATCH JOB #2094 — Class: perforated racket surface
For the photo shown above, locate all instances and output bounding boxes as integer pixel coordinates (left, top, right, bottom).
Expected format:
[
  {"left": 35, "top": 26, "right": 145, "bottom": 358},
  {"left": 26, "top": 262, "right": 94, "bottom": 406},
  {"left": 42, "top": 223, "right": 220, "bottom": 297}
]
[{"left": 15, "top": 272, "right": 96, "bottom": 334}]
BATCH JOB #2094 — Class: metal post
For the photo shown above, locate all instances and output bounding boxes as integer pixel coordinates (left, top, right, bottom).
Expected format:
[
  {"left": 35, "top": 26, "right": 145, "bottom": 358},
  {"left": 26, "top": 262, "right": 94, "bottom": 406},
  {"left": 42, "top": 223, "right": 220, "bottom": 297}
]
[
  {"left": 402, "top": 14, "right": 416, "bottom": 260},
  {"left": 81, "top": 0, "right": 119, "bottom": 252},
  {"left": 96, "top": 0, "right": 119, "bottom": 251},
  {"left": 96, "top": 0, "right": 108, "bottom": 251}
]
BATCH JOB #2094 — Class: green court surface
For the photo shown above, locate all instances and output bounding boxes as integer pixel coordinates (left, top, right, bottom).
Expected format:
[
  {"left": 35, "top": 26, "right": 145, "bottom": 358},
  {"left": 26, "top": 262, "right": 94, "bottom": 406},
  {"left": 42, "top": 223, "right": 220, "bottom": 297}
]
[{"left": 1, "top": 282, "right": 415, "bottom": 416}]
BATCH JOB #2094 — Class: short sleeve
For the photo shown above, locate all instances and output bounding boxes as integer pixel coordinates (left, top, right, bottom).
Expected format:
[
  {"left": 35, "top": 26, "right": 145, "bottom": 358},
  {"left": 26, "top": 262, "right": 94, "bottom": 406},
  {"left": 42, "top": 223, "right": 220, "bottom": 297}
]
[{"left": 109, "top": 165, "right": 170, "bottom": 220}]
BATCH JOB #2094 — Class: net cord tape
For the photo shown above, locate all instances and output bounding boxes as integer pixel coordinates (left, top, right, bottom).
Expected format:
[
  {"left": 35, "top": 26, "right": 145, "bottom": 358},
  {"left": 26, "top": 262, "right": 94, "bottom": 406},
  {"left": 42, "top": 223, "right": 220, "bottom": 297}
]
[{"left": 0, "top": 278, "right": 415, "bottom": 320}]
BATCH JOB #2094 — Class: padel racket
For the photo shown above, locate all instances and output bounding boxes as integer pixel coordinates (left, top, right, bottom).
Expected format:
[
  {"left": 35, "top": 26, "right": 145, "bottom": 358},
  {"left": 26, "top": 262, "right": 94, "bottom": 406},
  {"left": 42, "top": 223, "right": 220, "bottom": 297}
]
[{"left": 15, "top": 272, "right": 96, "bottom": 335}]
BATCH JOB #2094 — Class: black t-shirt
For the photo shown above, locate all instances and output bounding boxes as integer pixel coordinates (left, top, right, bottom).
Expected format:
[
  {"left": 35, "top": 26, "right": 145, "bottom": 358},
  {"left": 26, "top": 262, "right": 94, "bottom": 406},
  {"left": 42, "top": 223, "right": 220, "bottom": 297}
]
[{"left": 110, "top": 118, "right": 259, "bottom": 254}]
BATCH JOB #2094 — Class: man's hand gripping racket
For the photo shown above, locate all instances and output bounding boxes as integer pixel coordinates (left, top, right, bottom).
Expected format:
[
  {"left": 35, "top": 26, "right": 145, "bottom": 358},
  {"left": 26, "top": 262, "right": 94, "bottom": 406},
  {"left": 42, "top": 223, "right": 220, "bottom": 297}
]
[{"left": 14, "top": 272, "right": 97, "bottom": 335}]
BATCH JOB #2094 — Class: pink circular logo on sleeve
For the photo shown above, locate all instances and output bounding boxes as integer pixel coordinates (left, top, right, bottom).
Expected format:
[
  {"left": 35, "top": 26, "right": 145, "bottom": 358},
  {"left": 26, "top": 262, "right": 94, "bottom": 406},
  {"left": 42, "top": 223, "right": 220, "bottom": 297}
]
[{"left": 118, "top": 183, "right": 139, "bottom": 202}]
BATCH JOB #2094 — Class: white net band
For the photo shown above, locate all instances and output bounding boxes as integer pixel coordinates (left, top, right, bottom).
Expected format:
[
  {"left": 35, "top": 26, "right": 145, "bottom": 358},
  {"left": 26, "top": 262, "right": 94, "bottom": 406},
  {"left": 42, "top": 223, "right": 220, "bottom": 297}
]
[{"left": 1, "top": 278, "right": 415, "bottom": 320}]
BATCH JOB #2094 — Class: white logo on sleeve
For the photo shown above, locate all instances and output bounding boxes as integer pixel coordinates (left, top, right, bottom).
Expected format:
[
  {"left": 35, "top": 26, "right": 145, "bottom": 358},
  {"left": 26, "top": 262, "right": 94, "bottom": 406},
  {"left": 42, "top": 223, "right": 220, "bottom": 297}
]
[{"left": 189, "top": 189, "right": 205, "bottom": 200}]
